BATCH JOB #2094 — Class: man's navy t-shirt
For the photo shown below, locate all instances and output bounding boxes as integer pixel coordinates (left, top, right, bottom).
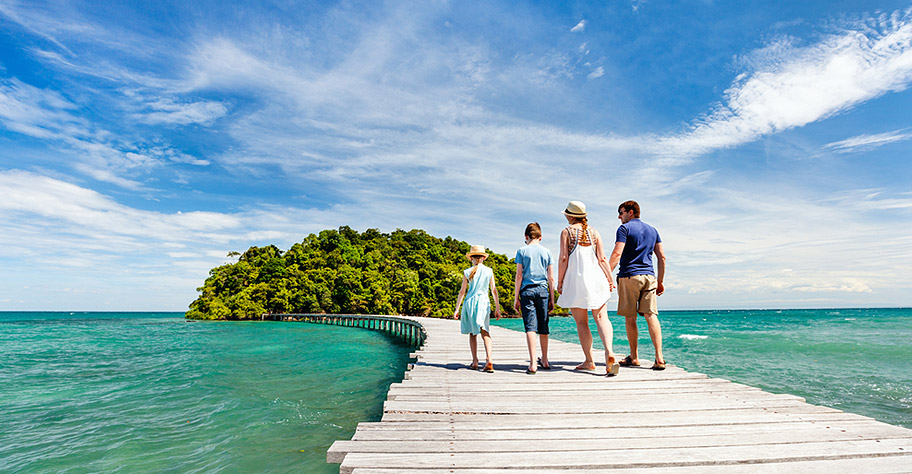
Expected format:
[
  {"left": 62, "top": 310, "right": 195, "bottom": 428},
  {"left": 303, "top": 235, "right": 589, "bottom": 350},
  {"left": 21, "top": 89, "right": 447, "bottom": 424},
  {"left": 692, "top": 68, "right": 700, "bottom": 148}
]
[{"left": 616, "top": 218, "right": 661, "bottom": 278}]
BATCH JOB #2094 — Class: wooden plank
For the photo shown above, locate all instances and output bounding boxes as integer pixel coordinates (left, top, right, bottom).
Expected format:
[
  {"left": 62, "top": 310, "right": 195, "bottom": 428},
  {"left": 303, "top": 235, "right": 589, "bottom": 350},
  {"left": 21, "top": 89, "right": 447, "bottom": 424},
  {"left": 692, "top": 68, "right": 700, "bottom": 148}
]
[
  {"left": 348, "top": 455, "right": 912, "bottom": 473},
  {"left": 329, "top": 424, "right": 912, "bottom": 462},
  {"left": 349, "top": 419, "right": 909, "bottom": 441},
  {"left": 338, "top": 439, "right": 912, "bottom": 473}
]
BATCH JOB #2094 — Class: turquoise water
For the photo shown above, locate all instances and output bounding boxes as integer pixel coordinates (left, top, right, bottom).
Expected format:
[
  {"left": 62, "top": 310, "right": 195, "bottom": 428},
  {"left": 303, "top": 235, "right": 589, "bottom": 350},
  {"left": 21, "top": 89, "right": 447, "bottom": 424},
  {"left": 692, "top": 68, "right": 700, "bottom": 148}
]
[
  {"left": 0, "top": 313, "right": 412, "bottom": 473},
  {"left": 2, "top": 309, "right": 910, "bottom": 473},
  {"left": 494, "top": 307, "right": 912, "bottom": 429}
]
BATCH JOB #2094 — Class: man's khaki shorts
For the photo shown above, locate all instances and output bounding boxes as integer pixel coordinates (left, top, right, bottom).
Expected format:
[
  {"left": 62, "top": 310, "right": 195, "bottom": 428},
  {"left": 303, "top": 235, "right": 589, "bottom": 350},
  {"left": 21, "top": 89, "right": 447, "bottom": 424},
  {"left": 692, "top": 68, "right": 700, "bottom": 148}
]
[{"left": 617, "top": 274, "right": 658, "bottom": 317}]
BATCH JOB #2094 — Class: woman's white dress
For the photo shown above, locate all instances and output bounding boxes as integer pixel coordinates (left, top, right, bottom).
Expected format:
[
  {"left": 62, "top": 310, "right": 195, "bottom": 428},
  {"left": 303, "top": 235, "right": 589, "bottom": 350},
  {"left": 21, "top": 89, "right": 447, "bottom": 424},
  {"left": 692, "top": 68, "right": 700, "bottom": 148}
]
[{"left": 557, "top": 227, "right": 611, "bottom": 310}]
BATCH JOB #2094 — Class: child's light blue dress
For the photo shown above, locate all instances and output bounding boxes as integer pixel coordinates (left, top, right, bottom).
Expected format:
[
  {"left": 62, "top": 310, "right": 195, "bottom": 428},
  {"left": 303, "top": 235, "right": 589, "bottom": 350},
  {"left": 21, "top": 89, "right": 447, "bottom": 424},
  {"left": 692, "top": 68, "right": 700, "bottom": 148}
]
[{"left": 460, "top": 264, "right": 494, "bottom": 335}]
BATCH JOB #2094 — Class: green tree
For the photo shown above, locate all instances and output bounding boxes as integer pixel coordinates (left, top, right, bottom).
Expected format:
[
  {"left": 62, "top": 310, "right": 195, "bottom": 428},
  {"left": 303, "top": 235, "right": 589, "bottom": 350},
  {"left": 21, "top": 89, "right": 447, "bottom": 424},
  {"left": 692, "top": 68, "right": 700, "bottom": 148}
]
[{"left": 186, "top": 227, "right": 518, "bottom": 320}]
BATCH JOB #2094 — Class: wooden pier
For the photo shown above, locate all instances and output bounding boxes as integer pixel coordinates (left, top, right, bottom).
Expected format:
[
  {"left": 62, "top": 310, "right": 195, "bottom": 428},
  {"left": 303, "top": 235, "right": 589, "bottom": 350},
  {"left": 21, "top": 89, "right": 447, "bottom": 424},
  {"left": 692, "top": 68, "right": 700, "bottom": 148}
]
[{"left": 305, "top": 315, "right": 912, "bottom": 473}]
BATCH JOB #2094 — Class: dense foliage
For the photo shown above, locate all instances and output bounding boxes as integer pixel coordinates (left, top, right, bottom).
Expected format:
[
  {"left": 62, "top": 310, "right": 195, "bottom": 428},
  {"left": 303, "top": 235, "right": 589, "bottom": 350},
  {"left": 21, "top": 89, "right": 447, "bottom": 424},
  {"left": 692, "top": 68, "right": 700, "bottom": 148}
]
[{"left": 185, "top": 227, "right": 517, "bottom": 320}]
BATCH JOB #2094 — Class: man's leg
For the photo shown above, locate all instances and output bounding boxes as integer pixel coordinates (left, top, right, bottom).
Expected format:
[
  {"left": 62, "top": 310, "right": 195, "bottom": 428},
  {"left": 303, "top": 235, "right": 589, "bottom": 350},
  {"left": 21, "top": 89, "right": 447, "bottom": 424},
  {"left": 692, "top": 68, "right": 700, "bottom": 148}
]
[
  {"left": 617, "top": 277, "right": 640, "bottom": 364},
  {"left": 570, "top": 308, "right": 594, "bottom": 369},
  {"left": 643, "top": 313, "right": 664, "bottom": 364}
]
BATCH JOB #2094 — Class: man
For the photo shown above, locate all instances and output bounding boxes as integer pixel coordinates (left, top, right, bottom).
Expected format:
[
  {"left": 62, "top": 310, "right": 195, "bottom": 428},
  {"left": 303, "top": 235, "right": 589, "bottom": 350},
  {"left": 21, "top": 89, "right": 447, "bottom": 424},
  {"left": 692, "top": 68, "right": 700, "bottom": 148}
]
[{"left": 609, "top": 200, "right": 667, "bottom": 370}]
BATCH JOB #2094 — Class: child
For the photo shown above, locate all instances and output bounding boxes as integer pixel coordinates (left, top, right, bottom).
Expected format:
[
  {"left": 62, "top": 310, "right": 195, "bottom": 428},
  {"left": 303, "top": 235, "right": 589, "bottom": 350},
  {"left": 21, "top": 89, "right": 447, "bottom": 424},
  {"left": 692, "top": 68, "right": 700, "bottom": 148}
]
[
  {"left": 453, "top": 244, "right": 502, "bottom": 372},
  {"left": 513, "top": 223, "right": 556, "bottom": 374}
]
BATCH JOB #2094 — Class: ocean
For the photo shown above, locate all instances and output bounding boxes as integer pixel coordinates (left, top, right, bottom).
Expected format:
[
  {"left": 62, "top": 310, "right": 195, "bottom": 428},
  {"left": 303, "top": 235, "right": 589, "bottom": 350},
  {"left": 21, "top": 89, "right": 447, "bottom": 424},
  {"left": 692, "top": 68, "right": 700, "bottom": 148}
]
[
  {"left": 0, "top": 313, "right": 412, "bottom": 473},
  {"left": 1, "top": 308, "right": 910, "bottom": 473}
]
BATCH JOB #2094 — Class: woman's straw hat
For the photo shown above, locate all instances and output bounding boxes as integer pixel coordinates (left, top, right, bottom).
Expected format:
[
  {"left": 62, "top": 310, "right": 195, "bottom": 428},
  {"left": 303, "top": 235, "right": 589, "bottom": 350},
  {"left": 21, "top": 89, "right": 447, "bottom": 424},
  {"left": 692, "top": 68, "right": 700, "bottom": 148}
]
[
  {"left": 465, "top": 245, "right": 489, "bottom": 258},
  {"left": 563, "top": 200, "right": 587, "bottom": 217}
]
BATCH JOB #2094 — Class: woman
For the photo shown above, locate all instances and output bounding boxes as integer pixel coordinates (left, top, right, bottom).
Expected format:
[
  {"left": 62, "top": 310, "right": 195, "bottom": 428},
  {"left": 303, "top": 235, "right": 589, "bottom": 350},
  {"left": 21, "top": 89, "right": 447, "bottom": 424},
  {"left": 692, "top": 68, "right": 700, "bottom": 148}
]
[{"left": 557, "top": 201, "right": 620, "bottom": 376}]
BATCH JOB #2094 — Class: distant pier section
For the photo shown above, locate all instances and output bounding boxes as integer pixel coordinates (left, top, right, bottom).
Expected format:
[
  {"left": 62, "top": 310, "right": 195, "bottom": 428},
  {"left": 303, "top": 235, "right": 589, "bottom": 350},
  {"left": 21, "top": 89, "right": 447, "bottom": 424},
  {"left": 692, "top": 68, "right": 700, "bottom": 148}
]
[{"left": 264, "top": 313, "right": 426, "bottom": 347}]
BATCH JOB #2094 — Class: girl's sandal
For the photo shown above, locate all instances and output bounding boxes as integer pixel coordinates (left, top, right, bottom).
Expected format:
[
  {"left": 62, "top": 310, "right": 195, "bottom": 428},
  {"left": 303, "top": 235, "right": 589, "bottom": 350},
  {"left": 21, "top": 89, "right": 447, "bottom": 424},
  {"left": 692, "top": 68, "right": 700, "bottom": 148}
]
[
  {"left": 469, "top": 362, "right": 479, "bottom": 370},
  {"left": 483, "top": 362, "right": 495, "bottom": 373}
]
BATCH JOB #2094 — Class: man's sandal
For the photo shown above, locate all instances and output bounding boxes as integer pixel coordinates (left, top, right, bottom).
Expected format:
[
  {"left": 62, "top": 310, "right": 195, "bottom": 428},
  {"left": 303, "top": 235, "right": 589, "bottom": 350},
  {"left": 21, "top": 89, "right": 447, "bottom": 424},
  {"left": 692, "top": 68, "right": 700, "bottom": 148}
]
[{"left": 619, "top": 355, "right": 641, "bottom": 367}]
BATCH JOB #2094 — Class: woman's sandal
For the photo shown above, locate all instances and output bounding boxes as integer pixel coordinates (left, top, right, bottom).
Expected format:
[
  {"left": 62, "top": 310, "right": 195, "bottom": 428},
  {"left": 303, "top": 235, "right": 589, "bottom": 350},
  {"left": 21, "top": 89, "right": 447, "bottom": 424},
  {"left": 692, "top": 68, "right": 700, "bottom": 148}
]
[
  {"left": 606, "top": 356, "right": 620, "bottom": 377},
  {"left": 652, "top": 360, "right": 666, "bottom": 371},
  {"left": 619, "top": 355, "right": 640, "bottom": 367}
]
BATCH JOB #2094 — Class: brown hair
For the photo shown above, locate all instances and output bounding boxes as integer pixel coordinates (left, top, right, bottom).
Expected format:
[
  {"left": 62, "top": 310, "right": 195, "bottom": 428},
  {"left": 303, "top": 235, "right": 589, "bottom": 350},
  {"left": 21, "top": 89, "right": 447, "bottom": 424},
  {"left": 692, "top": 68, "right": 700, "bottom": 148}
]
[
  {"left": 568, "top": 216, "right": 591, "bottom": 245},
  {"left": 467, "top": 255, "right": 485, "bottom": 280},
  {"left": 618, "top": 200, "right": 640, "bottom": 218},
  {"left": 524, "top": 222, "right": 542, "bottom": 240}
]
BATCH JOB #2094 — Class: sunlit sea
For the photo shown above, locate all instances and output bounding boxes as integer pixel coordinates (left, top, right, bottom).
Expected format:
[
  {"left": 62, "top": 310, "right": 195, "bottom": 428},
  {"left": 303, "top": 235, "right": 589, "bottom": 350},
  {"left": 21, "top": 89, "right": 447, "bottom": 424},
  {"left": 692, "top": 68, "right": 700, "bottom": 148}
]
[
  {"left": 0, "top": 313, "right": 411, "bottom": 473},
  {"left": 1, "top": 308, "right": 910, "bottom": 473}
]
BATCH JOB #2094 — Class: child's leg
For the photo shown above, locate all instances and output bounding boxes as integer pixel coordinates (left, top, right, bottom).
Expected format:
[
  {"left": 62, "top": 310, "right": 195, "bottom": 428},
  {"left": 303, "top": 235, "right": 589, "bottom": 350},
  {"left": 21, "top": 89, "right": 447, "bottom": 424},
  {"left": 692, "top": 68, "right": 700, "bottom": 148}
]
[
  {"left": 536, "top": 290, "right": 550, "bottom": 367},
  {"left": 570, "top": 308, "right": 595, "bottom": 368},
  {"left": 592, "top": 304, "right": 616, "bottom": 364},
  {"left": 525, "top": 331, "right": 538, "bottom": 371},
  {"left": 480, "top": 329, "right": 493, "bottom": 364},
  {"left": 469, "top": 334, "right": 479, "bottom": 365},
  {"left": 539, "top": 334, "right": 549, "bottom": 366}
]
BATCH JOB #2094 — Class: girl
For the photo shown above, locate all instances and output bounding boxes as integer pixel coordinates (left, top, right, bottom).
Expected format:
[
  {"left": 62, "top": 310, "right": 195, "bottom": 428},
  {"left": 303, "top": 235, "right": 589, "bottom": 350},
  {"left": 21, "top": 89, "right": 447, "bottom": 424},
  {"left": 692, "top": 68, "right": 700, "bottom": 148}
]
[
  {"left": 557, "top": 201, "right": 620, "bottom": 376},
  {"left": 453, "top": 244, "right": 502, "bottom": 372}
]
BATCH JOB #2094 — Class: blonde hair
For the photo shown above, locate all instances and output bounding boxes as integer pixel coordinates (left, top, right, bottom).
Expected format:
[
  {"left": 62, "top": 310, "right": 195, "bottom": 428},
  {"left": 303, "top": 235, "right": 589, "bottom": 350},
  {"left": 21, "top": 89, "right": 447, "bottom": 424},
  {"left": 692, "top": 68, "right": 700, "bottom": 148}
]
[{"left": 467, "top": 255, "right": 485, "bottom": 280}]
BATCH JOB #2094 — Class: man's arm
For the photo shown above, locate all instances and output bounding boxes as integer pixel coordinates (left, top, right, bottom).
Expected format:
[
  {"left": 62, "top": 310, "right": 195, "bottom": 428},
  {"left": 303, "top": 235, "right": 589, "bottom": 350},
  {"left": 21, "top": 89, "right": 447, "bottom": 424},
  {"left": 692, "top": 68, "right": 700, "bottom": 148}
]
[
  {"left": 609, "top": 241, "right": 625, "bottom": 273},
  {"left": 654, "top": 242, "right": 666, "bottom": 296}
]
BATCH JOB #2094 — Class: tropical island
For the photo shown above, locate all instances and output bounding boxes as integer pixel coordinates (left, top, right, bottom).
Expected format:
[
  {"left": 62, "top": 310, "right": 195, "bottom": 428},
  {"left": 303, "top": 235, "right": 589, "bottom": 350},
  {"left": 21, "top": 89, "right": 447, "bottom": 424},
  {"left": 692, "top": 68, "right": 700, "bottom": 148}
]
[{"left": 185, "top": 227, "right": 518, "bottom": 320}]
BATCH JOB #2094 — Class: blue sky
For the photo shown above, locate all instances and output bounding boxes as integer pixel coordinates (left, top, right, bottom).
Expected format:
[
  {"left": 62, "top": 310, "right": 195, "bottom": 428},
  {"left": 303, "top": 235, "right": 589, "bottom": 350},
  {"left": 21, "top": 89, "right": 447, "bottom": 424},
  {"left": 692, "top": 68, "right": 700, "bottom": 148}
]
[{"left": 1, "top": 0, "right": 911, "bottom": 311}]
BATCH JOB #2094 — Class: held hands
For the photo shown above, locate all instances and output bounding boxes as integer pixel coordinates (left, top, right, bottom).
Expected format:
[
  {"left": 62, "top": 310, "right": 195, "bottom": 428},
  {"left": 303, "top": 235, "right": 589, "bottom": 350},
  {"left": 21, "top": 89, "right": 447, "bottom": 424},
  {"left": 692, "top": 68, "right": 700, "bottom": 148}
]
[{"left": 609, "top": 279, "right": 616, "bottom": 292}]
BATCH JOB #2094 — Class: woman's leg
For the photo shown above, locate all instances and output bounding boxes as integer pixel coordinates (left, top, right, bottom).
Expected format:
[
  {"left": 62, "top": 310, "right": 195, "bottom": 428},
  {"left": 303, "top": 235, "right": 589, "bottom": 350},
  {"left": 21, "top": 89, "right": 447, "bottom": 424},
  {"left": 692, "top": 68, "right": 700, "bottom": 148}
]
[
  {"left": 592, "top": 304, "right": 618, "bottom": 369},
  {"left": 570, "top": 308, "right": 594, "bottom": 369},
  {"left": 480, "top": 329, "right": 493, "bottom": 364}
]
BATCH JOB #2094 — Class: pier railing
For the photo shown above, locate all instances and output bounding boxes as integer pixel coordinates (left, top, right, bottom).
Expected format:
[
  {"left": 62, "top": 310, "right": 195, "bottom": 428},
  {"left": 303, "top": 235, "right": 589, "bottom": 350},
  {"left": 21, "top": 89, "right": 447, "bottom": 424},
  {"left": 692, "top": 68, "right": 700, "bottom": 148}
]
[{"left": 265, "top": 314, "right": 426, "bottom": 347}]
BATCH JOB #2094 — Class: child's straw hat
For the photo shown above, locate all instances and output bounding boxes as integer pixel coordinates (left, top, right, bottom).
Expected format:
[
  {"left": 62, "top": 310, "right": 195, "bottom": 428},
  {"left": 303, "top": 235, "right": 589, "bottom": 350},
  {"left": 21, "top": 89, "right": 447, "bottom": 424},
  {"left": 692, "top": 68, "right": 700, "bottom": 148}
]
[
  {"left": 563, "top": 201, "right": 587, "bottom": 217},
  {"left": 465, "top": 245, "right": 489, "bottom": 258}
]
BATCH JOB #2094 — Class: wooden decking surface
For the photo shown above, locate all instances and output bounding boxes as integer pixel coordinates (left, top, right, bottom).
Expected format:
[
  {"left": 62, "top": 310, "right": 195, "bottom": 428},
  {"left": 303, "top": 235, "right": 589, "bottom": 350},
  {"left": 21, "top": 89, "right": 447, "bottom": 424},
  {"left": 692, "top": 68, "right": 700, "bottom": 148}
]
[{"left": 328, "top": 316, "right": 912, "bottom": 473}]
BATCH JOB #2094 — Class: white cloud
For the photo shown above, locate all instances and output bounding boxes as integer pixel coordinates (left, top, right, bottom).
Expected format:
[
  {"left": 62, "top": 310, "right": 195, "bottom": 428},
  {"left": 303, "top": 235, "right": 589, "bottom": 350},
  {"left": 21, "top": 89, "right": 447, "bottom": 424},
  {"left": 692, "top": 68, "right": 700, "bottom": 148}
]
[
  {"left": 587, "top": 66, "right": 605, "bottom": 79},
  {"left": 0, "top": 170, "right": 241, "bottom": 240},
  {"left": 139, "top": 99, "right": 228, "bottom": 125},
  {"left": 570, "top": 20, "right": 585, "bottom": 32},
  {"left": 823, "top": 129, "right": 912, "bottom": 153},
  {"left": 657, "top": 11, "right": 912, "bottom": 160}
]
